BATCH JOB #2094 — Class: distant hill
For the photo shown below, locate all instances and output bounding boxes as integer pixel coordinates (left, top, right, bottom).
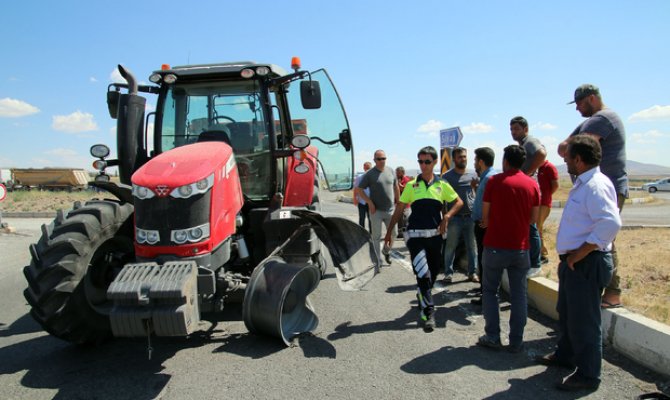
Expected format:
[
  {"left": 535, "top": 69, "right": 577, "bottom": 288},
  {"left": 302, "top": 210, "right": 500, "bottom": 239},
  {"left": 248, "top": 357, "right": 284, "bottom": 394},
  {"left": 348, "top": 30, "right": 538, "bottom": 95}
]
[{"left": 556, "top": 160, "right": 670, "bottom": 177}]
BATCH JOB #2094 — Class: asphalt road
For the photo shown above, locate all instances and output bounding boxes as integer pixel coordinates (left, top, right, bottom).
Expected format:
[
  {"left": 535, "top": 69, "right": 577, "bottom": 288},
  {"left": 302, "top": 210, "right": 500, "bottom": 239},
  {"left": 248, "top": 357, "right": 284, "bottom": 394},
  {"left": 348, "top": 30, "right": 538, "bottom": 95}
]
[{"left": 0, "top": 196, "right": 668, "bottom": 399}]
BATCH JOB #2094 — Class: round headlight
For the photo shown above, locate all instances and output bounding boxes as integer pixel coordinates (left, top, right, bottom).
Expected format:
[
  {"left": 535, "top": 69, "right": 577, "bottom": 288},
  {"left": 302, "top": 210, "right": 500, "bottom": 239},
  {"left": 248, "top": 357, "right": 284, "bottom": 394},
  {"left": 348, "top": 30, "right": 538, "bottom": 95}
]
[
  {"left": 136, "top": 229, "right": 147, "bottom": 242},
  {"left": 196, "top": 178, "right": 209, "bottom": 190},
  {"left": 189, "top": 227, "right": 203, "bottom": 240},
  {"left": 294, "top": 162, "right": 310, "bottom": 174},
  {"left": 291, "top": 135, "right": 310, "bottom": 149},
  {"left": 256, "top": 66, "right": 270, "bottom": 76},
  {"left": 163, "top": 74, "right": 177, "bottom": 84},
  {"left": 90, "top": 144, "right": 110, "bottom": 158},
  {"left": 93, "top": 160, "right": 107, "bottom": 170},
  {"left": 149, "top": 73, "right": 162, "bottom": 83},
  {"left": 178, "top": 185, "right": 193, "bottom": 197},
  {"left": 138, "top": 186, "right": 149, "bottom": 198},
  {"left": 174, "top": 230, "right": 188, "bottom": 244},
  {"left": 147, "top": 231, "right": 160, "bottom": 244},
  {"left": 241, "top": 69, "right": 255, "bottom": 78}
]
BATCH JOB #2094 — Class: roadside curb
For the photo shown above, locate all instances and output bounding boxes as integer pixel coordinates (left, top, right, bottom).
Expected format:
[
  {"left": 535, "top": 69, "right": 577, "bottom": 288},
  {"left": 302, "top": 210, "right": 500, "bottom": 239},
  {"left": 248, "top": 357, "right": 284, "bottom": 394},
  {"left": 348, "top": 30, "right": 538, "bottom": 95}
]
[
  {"left": 551, "top": 195, "right": 654, "bottom": 208},
  {"left": 516, "top": 275, "right": 670, "bottom": 377}
]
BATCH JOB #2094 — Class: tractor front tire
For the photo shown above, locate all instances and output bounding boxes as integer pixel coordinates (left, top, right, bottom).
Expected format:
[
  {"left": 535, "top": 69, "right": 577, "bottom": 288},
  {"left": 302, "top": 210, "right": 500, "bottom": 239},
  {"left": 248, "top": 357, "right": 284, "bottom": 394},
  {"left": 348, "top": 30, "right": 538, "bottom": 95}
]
[{"left": 23, "top": 200, "right": 134, "bottom": 344}]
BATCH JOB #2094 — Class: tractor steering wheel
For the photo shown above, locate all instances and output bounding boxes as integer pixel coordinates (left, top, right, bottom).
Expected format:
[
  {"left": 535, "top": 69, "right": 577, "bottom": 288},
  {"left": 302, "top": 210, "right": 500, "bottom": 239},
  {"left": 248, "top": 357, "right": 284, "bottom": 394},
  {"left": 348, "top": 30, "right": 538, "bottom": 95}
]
[{"left": 212, "top": 115, "right": 236, "bottom": 124}]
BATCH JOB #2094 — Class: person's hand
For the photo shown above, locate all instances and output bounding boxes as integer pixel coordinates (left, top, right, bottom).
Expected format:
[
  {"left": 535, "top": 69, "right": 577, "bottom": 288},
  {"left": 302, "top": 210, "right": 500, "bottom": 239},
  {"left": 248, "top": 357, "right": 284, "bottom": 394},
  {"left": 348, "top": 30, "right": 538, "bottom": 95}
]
[
  {"left": 470, "top": 177, "right": 479, "bottom": 190},
  {"left": 384, "top": 232, "right": 393, "bottom": 249},
  {"left": 439, "top": 215, "right": 449, "bottom": 235},
  {"left": 368, "top": 202, "right": 376, "bottom": 215}
]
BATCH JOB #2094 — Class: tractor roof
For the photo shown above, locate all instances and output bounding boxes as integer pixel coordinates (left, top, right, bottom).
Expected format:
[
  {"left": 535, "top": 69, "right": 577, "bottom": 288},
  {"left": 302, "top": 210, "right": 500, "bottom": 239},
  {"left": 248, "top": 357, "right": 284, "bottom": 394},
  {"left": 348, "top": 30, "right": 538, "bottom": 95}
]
[{"left": 152, "top": 61, "right": 289, "bottom": 79}]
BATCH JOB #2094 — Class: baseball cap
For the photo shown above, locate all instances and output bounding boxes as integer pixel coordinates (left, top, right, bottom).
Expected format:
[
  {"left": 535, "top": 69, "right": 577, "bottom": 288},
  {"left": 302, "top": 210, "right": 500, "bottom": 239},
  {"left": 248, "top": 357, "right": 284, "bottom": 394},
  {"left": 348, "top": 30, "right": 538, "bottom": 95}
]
[{"left": 568, "top": 84, "right": 600, "bottom": 104}]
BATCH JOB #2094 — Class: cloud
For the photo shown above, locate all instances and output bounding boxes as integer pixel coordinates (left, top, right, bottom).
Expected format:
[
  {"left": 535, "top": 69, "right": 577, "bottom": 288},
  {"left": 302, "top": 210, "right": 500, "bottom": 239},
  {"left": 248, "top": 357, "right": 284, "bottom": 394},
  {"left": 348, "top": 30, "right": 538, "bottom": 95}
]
[
  {"left": 628, "top": 105, "right": 670, "bottom": 122},
  {"left": 45, "top": 148, "right": 78, "bottom": 157},
  {"left": 631, "top": 129, "right": 668, "bottom": 144},
  {"left": 110, "top": 67, "right": 127, "bottom": 84},
  {"left": 416, "top": 120, "right": 444, "bottom": 137},
  {"left": 0, "top": 98, "right": 40, "bottom": 118},
  {"left": 90, "top": 77, "right": 98, "bottom": 83},
  {"left": 461, "top": 122, "right": 494, "bottom": 134},
  {"left": 52, "top": 111, "right": 99, "bottom": 133},
  {"left": 531, "top": 122, "right": 558, "bottom": 131}
]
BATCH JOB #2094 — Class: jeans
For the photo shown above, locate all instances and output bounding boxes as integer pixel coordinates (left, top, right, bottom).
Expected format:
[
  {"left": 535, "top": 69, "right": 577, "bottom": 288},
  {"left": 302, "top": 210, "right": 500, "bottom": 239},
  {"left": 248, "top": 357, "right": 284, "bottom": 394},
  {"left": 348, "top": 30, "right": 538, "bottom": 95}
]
[
  {"left": 370, "top": 208, "right": 395, "bottom": 263},
  {"left": 357, "top": 203, "right": 370, "bottom": 230},
  {"left": 555, "top": 251, "right": 613, "bottom": 380},
  {"left": 482, "top": 247, "right": 530, "bottom": 346},
  {"left": 529, "top": 223, "right": 541, "bottom": 269},
  {"left": 443, "top": 215, "right": 478, "bottom": 276}
]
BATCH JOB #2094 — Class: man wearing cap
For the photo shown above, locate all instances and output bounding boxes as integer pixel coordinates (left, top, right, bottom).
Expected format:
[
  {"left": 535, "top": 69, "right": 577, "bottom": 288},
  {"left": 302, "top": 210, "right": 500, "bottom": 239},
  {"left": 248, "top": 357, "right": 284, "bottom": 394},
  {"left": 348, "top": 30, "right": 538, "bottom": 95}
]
[
  {"left": 558, "top": 84, "right": 628, "bottom": 309},
  {"left": 510, "top": 116, "right": 545, "bottom": 278}
]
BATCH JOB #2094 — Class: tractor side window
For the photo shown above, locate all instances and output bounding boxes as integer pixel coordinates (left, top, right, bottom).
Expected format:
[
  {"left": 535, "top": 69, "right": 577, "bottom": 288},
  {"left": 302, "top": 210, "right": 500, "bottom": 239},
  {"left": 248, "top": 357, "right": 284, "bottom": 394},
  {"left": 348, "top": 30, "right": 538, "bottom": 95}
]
[{"left": 285, "top": 69, "right": 354, "bottom": 191}]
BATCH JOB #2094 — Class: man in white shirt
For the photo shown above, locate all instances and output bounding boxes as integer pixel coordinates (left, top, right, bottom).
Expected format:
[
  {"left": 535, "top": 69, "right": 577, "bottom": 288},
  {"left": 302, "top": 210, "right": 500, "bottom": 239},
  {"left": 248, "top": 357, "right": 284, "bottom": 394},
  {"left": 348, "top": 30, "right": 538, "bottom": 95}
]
[{"left": 536, "top": 135, "right": 621, "bottom": 392}]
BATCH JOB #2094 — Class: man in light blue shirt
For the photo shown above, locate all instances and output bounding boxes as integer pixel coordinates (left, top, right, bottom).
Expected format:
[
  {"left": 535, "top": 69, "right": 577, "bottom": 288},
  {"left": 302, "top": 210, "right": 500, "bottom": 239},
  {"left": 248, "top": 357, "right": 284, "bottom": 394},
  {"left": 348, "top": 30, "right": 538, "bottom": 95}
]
[
  {"left": 536, "top": 135, "right": 621, "bottom": 392},
  {"left": 470, "top": 147, "right": 497, "bottom": 305}
]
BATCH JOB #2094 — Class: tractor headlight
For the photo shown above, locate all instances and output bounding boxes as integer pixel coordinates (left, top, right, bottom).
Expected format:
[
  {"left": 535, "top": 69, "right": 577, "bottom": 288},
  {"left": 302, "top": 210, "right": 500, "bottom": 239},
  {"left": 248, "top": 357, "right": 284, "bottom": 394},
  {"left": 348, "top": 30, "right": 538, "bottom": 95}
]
[
  {"left": 136, "top": 228, "right": 160, "bottom": 244},
  {"left": 171, "top": 223, "right": 210, "bottom": 244},
  {"left": 132, "top": 184, "right": 155, "bottom": 199},
  {"left": 170, "top": 174, "right": 214, "bottom": 199}
]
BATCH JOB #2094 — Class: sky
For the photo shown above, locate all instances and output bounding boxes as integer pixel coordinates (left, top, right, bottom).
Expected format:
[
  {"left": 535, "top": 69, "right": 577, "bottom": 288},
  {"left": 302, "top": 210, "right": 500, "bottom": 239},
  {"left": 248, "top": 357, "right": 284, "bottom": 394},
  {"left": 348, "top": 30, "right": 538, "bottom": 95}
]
[{"left": 1, "top": 0, "right": 669, "bottom": 175}]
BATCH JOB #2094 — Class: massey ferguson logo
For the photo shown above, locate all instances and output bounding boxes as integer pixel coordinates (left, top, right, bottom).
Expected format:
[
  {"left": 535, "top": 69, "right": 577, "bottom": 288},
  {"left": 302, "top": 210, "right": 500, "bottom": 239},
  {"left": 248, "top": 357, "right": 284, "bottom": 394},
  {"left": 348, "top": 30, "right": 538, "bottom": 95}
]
[{"left": 155, "top": 185, "right": 170, "bottom": 197}]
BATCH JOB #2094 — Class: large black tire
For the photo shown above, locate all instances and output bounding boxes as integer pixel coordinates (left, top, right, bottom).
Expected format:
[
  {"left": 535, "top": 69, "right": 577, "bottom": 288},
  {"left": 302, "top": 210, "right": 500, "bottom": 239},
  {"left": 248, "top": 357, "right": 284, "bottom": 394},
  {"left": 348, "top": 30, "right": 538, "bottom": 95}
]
[{"left": 23, "top": 200, "right": 134, "bottom": 344}]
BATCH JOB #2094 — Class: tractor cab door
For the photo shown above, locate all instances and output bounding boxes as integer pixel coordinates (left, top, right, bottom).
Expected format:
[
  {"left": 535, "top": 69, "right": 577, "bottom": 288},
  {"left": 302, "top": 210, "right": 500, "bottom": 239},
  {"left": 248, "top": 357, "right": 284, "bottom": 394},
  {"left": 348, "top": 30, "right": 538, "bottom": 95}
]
[{"left": 285, "top": 69, "right": 354, "bottom": 191}]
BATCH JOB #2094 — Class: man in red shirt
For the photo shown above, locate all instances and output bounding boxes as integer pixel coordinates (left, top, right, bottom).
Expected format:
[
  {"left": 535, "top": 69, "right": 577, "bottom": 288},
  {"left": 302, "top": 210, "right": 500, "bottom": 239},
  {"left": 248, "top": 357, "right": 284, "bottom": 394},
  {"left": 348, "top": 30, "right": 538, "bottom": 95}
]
[
  {"left": 537, "top": 160, "right": 559, "bottom": 263},
  {"left": 478, "top": 145, "right": 540, "bottom": 352}
]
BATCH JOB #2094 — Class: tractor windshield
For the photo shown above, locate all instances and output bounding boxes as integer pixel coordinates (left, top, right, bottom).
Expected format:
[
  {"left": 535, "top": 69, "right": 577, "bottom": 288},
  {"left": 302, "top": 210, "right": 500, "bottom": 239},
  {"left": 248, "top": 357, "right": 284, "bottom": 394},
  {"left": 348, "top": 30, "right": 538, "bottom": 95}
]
[{"left": 160, "top": 81, "right": 272, "bottom": 200}]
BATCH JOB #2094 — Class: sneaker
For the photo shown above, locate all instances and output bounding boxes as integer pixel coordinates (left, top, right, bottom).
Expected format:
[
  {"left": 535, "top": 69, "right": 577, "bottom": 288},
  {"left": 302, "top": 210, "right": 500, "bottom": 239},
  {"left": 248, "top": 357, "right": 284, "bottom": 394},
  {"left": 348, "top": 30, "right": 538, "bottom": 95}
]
[
  {"left": 540, "top": 256, "right": 549, "bottom": 265},
  {"left": 470, "top": 297, "right": 482, "bottom": 306},
  {"left": 468, "top": 274, "right": 480, "bottom": 283},
  {"left": 443, "top": 275, "right": 453, "bottom": 284},
  {"left": 384, "top": 252, "right": 392, "bottom": 264},
  {"left": 527, "top": 267, "right": 541, "bottom": 278},
  {"left": 556, "top": 372, "right": 600, "bottom": 391},
  {"left": 476, "top": 335, "right": 502, "bottom": 350},
  {"left": 422, "top": 314, "right": 435, "bottom": 333}
]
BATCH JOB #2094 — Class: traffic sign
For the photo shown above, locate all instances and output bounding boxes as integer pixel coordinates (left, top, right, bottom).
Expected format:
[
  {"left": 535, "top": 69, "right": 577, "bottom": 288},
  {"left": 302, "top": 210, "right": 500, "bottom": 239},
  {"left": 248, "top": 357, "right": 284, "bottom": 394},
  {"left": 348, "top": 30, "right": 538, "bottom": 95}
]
[
  {"left": 440, "top": 127, "right": 463, "bottom": 148},
  {"left": 0, "top": 183, "right": 6, "bottom": 202}
]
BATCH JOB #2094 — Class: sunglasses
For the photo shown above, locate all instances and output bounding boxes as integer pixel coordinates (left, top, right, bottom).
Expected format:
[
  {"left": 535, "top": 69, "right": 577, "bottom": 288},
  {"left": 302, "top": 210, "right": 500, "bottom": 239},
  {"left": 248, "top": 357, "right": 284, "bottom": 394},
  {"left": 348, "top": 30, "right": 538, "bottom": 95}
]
[
  {"left": 375, "top": 157, "right": 387, "bottom": 161},
  {"left": 417, "top": 159, "right": 433, "bottom": 165}
]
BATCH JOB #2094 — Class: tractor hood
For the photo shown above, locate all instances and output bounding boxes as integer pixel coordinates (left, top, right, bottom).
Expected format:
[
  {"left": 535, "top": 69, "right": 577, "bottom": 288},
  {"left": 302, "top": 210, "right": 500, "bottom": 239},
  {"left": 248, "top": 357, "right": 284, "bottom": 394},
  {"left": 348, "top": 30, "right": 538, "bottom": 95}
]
[{"left": 132, "top": 142, "right": 235, "bottom": 188}]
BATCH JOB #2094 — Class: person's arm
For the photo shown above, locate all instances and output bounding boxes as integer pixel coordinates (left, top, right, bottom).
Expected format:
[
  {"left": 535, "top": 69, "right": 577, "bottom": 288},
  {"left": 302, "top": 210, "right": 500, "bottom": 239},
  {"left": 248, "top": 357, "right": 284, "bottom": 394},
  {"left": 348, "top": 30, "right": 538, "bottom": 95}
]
[
  {"left": 481, "top": 201, "right": 491, "bottom": 228},
  {"left": 393, "top": 181, "right": 400, "bottom": 205},
  {"left": 440, "top": 197, "right": 463, "bottom": 234},
  {"left": 558, "top": 132, "right": 601, "bottom": 157},
  {"left": 550, "top": 179, "right": 559, "bottom": 195},
  {"left": 384, "top": 202, "right": 407, "bottom": 248},
  {"left": 355, "top": 187, "right": 376, "bottom": 214},
  {"left": 525, "top": 148, "right": 547, "bottom": 176},
  {"left": 530, "top": 205, "right": 540, "bottom": 225}
]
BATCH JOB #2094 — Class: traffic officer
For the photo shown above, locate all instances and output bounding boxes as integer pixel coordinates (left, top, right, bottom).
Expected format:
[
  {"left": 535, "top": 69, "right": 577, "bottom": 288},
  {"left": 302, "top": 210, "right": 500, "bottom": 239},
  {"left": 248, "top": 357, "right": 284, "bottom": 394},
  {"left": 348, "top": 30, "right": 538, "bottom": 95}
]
[{"left": 384, "top": 146, "right": 462, "bottom": 332}]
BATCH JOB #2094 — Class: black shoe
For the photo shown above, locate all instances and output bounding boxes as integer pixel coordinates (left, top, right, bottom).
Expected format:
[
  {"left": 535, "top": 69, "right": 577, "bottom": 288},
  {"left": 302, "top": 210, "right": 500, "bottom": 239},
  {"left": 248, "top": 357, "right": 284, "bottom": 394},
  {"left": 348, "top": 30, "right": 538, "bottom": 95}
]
[
  {"left": 476, "top": 335, "right": 502, "bottom": 350},
  {"left": 540, "top": 256, "right": 549, "bottom": 265},
  {"left": 443, "top": 275, "right": 453, "bottom": 284},
  {"left": 470, "top": 297, "right": 482, "bottom": 305},
  {"left": 534, "top": 352, "right": 574, "bottom": 369},
  {"left": 422, "top": 314, "right": 435, "bottom": 333},
  {"left": 556, "top": 373, "right": 600, "bottom": 391},
  {"left": 506, "top": 342, "right": 524, "bottom": 353},
  {"left": 384, "top": 253, "right": 392, "bottom": 264}
]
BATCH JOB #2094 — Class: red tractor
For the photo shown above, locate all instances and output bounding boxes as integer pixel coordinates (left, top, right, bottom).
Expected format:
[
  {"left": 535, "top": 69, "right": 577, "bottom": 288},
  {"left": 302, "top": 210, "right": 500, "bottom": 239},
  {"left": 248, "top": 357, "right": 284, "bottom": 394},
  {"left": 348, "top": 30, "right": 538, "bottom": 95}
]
[{"left": 23, "top": 58, "right": 379, "bottom": 347}]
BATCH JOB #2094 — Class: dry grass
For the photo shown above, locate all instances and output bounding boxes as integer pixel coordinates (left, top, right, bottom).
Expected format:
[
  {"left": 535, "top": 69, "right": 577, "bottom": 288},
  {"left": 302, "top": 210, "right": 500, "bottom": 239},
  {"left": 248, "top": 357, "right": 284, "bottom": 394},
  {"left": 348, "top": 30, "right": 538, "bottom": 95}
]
[
  {"left": 1, "top": 190, "right": 103, "bottom": 213},
  {"left": 541, "top": 222, "right": 670, "bottom": 325}
]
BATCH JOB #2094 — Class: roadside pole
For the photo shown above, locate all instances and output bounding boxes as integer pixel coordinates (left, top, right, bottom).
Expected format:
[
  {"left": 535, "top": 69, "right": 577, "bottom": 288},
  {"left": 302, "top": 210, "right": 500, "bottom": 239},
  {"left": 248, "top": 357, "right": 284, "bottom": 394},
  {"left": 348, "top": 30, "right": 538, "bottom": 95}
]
[{"left": 439, "top": 127, "right": 464, "bottom": 174}]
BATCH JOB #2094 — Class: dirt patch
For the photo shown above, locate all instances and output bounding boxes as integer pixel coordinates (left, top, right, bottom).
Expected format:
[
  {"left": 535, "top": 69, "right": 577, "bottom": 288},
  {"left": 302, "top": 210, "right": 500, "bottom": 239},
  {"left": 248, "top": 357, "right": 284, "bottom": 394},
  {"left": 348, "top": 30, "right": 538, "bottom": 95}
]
[
  {"left": 0, "top": 190, "right": 105, "bottom": 213},
  {"left": 541, "top": 223, "right": 670, "bottom": 325}
]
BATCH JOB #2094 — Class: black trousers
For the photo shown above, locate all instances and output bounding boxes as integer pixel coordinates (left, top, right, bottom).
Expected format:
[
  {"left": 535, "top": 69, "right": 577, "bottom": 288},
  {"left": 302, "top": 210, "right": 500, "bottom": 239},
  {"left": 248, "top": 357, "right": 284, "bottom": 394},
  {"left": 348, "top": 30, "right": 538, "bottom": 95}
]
[{"left": 406, "top": 235, "right": 443, "bottom": 319}]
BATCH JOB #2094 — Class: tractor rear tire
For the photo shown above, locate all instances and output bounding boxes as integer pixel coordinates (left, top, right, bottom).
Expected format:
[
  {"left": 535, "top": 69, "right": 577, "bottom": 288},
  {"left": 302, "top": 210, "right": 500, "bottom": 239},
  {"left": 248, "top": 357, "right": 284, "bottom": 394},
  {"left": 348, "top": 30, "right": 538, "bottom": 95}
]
[{"left": 23, "top": 200, "right": 134, "bottom": 344}]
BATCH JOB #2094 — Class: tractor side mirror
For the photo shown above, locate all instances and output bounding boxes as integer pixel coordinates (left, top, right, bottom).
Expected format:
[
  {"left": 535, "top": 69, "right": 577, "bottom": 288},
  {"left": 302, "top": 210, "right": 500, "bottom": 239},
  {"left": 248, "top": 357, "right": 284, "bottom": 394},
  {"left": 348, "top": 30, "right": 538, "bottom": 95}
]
[
  {"left": 107, "top": 91, "right": 120, "bottom": 119},
  {"left": 300, "top": 80, "right": 321, "bottom": 109}
]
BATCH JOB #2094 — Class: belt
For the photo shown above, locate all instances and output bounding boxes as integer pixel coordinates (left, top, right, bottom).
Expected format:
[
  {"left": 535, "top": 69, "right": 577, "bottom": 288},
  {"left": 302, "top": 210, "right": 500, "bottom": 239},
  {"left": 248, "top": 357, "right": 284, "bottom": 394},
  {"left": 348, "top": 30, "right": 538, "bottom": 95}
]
[{"left": 404, "top": 229, "right": 440, "bottom": 239}]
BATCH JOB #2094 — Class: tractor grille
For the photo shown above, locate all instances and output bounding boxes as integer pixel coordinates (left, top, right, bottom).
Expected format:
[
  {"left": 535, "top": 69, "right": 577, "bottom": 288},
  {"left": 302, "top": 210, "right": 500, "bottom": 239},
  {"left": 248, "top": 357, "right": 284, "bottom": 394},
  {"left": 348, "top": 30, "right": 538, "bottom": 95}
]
[{"left": 135, "top": 192, "right": 211, "bottom": 246}]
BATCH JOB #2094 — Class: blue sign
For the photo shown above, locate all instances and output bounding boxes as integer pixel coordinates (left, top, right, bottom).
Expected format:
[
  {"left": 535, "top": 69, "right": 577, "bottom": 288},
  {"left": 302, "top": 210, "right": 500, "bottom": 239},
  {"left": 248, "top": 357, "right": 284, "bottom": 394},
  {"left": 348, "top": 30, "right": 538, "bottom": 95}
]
[{"left": 440, "top": 127, "right": 463, "bottom": 148}]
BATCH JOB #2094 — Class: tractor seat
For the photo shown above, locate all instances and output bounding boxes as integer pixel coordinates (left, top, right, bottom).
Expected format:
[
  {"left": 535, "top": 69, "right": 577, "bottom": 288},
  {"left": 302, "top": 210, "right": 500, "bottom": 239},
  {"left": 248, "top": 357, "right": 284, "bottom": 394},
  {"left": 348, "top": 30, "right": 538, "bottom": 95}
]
[{"left": 197, "top": 126, "right": 231, "bottom": 146}]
